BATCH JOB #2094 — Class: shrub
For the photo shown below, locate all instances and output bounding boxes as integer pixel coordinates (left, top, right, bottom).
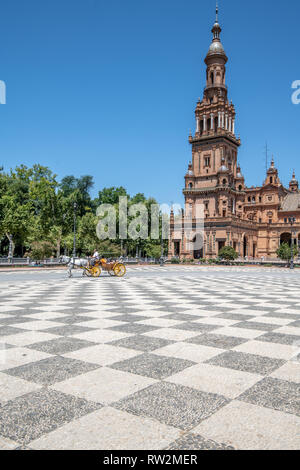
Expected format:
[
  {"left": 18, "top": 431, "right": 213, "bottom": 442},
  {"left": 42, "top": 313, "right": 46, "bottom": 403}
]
[
  {"left": 218, "top": 246, "right": 238, "bottom": 261},
  {"left": 276, "top": 243, "right": 298, "bottom": 262},
  {"left": 171, "top": 257, "right": 180, "bottom": 264},
  {"left": 29, "top": 241, "right": 54, "bottom": 260}
]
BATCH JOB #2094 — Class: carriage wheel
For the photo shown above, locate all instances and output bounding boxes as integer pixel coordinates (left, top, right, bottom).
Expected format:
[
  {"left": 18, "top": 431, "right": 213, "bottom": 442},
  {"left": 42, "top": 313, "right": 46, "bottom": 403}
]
[
  {"left": 108, "top": 269, "right": 115, "bottom": 276},
  {"left": 113, "top": 263, "right": 126, "bottom": 277},
  {"left": 85, "top": 268, "right": 93, "bottom": 277},
  {"left": 91, "top": 267, "right": 101, "bottom": 278}
]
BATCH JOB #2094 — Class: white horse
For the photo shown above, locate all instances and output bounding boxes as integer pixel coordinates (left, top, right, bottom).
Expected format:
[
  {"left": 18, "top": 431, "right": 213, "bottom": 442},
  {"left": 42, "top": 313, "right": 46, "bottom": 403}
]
[{"left": 59, "top": 255, "right": 89, "bottom": 278}]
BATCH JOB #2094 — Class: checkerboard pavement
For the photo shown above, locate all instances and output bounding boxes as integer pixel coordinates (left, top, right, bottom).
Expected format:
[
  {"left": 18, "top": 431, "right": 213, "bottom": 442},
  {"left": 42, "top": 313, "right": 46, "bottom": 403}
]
[{"left": 0, "top": 267, "right": 300, "bottom": 450}]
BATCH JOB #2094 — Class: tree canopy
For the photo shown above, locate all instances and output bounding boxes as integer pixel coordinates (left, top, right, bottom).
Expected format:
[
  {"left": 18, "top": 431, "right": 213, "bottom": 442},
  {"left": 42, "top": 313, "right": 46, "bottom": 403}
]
[
  {"left": 276, "top": 242, "right": 298, "bottom": 262},
  {"left": 0, "top": 164, "right": 167, "bottom": 260}
]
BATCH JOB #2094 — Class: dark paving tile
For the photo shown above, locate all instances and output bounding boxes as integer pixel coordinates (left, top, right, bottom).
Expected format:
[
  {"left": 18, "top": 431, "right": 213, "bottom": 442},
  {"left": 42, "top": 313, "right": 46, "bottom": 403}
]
[
  {"left": 26, "top": 337, "right": 97, "bottom": 355},
  {"left": 114, "top": 381, "right": 229, "bottom": 431},
  {"left": 166, "top": 433, "right": 235, "bottom": 450},
  {"left": 0, "top": 317, "right": 34, "bottom": 326},
  {"left": 109, "top": 314, "right": 150, "bottom": 323},
  {"left": 257, "top": 332, "right": 300, "bottom": 346},
  {"left": 262, "top": 312, "right": 300, "bottom": 320},
  {"left": 172, "top": 322, "right": 218, "bottom": 333},
  {"left": 0, "top": 389, "right": 101, "bottom": 444},
  {"left": 107, "top": 323, "right": 158, "bottom": 335},
  {"left": 5, "top": 309, "right": 40, "bottom": 316},
  {"left": 242, "top": 306, "right": 277, "bottom": 312},
  {"left": 104, "top": 307, "right": 148, "bottom": 314},
  {"left": 186, "top": 333, "right": 248, "bottom": 350},
  {"left": 108, "top": 335, "right": 174, "bottom": 352},
  {"left": 4, "top": 355, "right": 100, "bottom": 385},
  {"left": 233, "top": 321, "right": 279, "bottom": 332},
  {"left": 197, "top": 306, "right": 232, "bottom": 313},
  {"left": 205, "top": 351, "right": 285, "bottom": 375},
  {"left": 110, "top": 353, "right": 195, "bottom": 380},
  {"left": 42, "top": 324, "right": 96, "bottom": 336},
  {"left": 162, "top": 313, "right": 202, "bottom": 322},
  {"left": 150, "top": 307, "right": 189, "bottom": 314},
  {"left": 50, "top": 308, "right": 95, "bottom": 314},
  {"left": 49, "top": 315, "right": 96, "bottom": 325},
  {"left": 215, "top": 313, "right": 255, "bottom": 321},
  {"left": 17, "top": 303, "right": 45, "bottom": 309},
  {"left": 239, "top": 377, "right": 300, "bottom": 417},
  {"left": 61, "top": 302, "right": 95, "bottom": 307},
  {"left": 0, "top": 326, "right": 27, "bottom": 336}
]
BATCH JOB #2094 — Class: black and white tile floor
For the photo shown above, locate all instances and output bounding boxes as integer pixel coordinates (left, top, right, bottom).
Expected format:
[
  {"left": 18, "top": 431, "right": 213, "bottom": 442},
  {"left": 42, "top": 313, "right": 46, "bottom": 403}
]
[{"left": 0, "top": 267, "right": 299, "bottom": 450}]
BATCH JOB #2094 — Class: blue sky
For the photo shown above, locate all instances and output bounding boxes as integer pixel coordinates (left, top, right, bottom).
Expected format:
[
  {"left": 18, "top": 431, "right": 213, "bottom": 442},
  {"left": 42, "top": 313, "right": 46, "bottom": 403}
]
[{"left": 0, "top": 0, "right": 299, "bottom": 204}]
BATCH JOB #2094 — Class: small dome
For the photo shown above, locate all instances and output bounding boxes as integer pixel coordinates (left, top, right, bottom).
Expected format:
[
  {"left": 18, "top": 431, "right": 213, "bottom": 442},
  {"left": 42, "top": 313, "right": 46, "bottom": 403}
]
[
  {"left": 218, "top": 165, "right": 228, "bottom": 173},
  {"left": 267, "top": 157, "right": 277, "bottom": 173},
  {"left": 236, "top": 172, "right": 243, "bottom": 179},
  {"left": 188, "top": 170, "right": 194, "bottom": 176},
  {"left": 207, "top": 40, "right": 225, "bottom": 55},
  {"left": 290, "top": 171, "right": 298, "bottom": 184}
]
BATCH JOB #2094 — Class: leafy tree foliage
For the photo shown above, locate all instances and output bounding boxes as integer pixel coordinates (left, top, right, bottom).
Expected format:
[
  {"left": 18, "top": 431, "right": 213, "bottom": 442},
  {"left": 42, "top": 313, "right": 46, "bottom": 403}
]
[
  {"left": 218, "top": 246, "right": 239, "bottom": 261},
  {"left": 276, "top": 242, "right": 298, "bottom": 262},
  {"left": 0, "top": 164, "right": 166, "bottom": 260}
]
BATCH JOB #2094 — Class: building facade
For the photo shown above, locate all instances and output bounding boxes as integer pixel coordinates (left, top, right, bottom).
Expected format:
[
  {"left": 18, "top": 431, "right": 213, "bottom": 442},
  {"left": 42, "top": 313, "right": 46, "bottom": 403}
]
[{"left": 169, "top": 8, "right": 300, "bottom": 260}]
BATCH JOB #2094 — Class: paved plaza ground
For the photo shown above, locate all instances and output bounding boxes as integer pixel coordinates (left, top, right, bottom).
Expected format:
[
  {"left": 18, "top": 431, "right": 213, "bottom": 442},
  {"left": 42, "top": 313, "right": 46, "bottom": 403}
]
[{"left": 0, "top": 265, "right": 299, "bottom": 450}]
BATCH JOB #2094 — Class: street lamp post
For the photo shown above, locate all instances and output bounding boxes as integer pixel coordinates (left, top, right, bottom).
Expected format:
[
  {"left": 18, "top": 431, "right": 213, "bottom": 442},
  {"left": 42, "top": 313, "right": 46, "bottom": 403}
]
[
  {"left": 8, "top": 234, "right": 13, "bottom": 264},
  {"left": 73, "top": 202, "right": 77, "bottom": 259},
  {"left": 135, "top": 240, "right": 139, "bottom": 262},
  {"left": 289, "top": 217, "right": 296, "bottom": 270},
  {"left": 160, "top": 213, "right": 165, "bottom": 267}
]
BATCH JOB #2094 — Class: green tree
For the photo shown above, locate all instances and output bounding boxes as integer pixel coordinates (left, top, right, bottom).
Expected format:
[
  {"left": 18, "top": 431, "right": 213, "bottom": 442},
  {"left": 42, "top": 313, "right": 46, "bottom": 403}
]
[
  {"left": 0, "top": 194, "right": 33, "bottom": 256},
  {"left": 218, "top": 246, "right": 238, "bottom": 261},
  {"left": 96, "top": 186, "right": 128, "bottom": 206},
  {"left": 276, "top": 242, "right": 298, "bottom": 262}
]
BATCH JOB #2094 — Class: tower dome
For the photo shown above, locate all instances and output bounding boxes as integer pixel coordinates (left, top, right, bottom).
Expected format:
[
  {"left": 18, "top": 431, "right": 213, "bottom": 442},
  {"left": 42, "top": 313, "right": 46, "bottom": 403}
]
[
  {"left": 205, "top": 4, "right": 228, "bottom": 63},
  {"left": 236, "top": 164, "right": 244, "bottom": 179},
  {"left": 289, "top": 170, "right": 299, "bottom": 192},
  {"left": 218, "top": 157, "right": 229, "bottom": 173}
]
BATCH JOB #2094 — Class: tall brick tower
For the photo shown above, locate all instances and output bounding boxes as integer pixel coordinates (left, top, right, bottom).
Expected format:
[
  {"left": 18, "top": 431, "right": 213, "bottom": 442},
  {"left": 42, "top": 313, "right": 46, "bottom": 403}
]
[
  {"left": 181, "top": 5, "right": 245, "bottom": 257},
  {"left": 185, "top": 4, "right": 242, "bottom": 213},
  {"left": 169, "top": 5, "right": 299, "bottom": 261}
]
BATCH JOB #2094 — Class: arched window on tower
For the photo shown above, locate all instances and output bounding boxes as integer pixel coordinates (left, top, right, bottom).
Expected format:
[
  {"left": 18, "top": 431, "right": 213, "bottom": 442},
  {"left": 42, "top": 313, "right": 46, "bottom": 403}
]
[
  {"left": 188, "top": 183, "right": 193, "bottom": 189},
  {"left": 214, "top": 117, "right": 218, "bottom": 132},
  {"left": 270, "top": 177, "right": 273, "bottom": 184},
  {"left": 210, "top": 72, "right": 214, "bottom": 84}
]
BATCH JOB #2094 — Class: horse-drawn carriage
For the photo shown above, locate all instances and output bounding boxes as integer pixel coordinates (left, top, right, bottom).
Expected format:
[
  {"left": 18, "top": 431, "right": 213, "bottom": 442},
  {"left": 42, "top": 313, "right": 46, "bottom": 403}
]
[
  {"left": 60, "top": 256, "right": 126, "bottom": 278},
  {"left": 84, "top": 258, "right": 126, "bottom": 278}
]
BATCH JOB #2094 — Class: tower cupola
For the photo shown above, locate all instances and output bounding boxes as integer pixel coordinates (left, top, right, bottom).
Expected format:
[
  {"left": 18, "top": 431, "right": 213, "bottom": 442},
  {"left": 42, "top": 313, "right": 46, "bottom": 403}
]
[{"left": 289, "top": 170, "right": 299, "bottom": 192}]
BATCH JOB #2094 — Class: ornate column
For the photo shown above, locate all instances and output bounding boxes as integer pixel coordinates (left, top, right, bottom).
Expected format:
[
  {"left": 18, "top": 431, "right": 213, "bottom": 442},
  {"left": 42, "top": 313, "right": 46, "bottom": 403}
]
[
  {"left": 218, "top": 111, "right": 221, "bottom": 128},
  {"left": 203, "top": 115, "right": 207, "bottom": 131},
  {"left": 229, "top": 116, "right": 232, "bottom": 133},
  {"left": 221, "top": 112, "right": 225, "bottom": 128},
  {"left": 225, "top": 113, "right": 228, "bottom": 130},
  {"left": 232, "top": 119, "right": 235, "bottom": 135},
  {"left": 210, "top": 113, "right": 214, "bottom": 130},
  {"left": 196, "top": 117, "right": 200, "bottom": 133}
]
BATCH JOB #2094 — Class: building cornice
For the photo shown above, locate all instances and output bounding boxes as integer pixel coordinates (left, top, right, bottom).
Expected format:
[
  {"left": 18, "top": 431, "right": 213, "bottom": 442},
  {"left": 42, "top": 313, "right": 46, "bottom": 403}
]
[{"left": 189, "top": 133, "right": 241, "bottom": 147}]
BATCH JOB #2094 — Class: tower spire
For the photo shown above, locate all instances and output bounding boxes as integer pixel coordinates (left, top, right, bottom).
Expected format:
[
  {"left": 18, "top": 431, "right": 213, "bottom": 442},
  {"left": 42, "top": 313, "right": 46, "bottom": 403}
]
[{"left": 216, "top": 1, "right": 219, "bottom": 22}]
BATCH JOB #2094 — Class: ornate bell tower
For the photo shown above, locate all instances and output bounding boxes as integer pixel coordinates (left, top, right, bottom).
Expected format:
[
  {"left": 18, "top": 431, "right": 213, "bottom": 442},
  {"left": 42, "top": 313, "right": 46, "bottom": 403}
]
[{"left": 184, "top": 4, "right": 242, "bottom": 223}]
